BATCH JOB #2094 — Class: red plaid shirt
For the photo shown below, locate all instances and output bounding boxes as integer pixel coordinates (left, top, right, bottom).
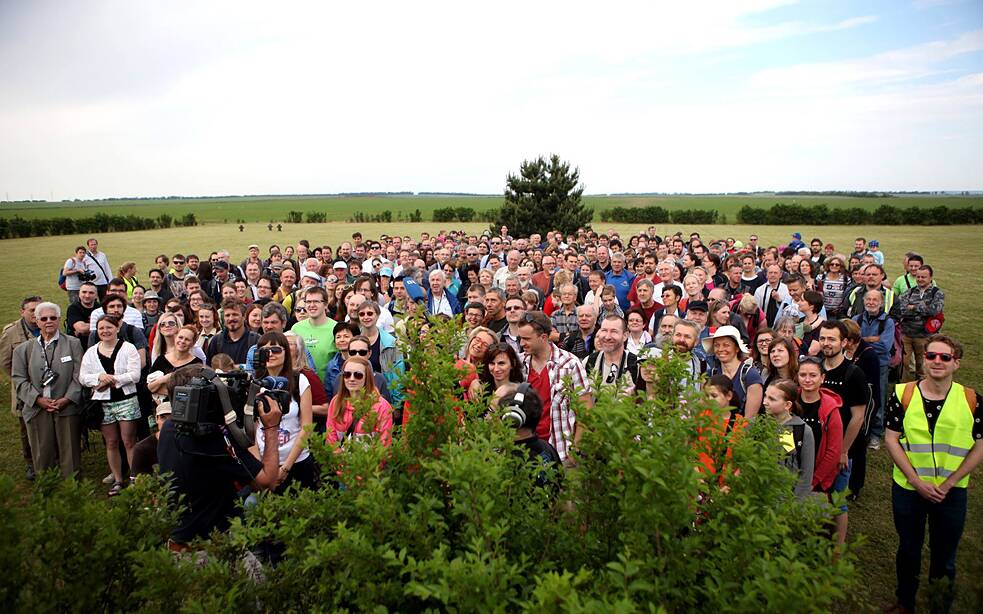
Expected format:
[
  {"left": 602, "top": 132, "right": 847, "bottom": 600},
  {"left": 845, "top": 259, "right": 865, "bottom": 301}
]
[{"left": 521, "top": 343, "right": 593, "bottom": 461}]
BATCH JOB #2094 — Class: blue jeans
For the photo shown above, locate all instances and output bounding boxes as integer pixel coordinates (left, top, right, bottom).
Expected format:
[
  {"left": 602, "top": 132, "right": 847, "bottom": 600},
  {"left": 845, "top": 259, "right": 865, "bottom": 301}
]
[
  {"left": 869, "top": 364, "right": 890, "bottom": 438},
  {"left": 892, "top": 482, "right": 967, "bottom": 612}
]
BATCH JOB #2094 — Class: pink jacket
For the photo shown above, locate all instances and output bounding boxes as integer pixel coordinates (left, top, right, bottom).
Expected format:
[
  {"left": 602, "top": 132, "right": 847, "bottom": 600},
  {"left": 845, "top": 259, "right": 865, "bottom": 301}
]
[{"left": 326, "top": 395, "right": 394, "bottom": 448}]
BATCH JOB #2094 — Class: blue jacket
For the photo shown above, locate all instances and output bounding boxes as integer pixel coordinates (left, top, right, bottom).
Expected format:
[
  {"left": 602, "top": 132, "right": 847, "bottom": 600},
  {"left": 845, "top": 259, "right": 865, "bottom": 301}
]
[
  {"left": 427, "top": 290, "right": 462, "bottom": 316},
  {"left": 378, "top": 329, "right": 405, "bottom": 405},
  {"left": 854, "top": 311, "right": 893, "bottom": 368}
]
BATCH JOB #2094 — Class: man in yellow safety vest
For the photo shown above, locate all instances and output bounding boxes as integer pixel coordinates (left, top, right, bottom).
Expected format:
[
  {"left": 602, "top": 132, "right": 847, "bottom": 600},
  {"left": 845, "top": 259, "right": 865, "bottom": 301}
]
[{"left": 883, "top": 334, "right": 982, "bottom": 614}]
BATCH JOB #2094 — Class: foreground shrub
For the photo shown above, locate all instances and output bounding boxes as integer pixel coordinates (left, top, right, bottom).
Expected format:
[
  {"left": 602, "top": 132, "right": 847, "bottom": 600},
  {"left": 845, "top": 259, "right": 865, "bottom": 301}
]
[{"left": 0, "top": 316, "right": 855, "bottom": 611}]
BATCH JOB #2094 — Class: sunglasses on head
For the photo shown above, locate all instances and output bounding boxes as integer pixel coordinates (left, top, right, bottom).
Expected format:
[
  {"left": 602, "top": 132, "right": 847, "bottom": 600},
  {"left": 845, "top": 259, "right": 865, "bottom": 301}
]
[
  {"left": 799, "top": 356, "right": 823, "bottom": 366},
  {"left": 343, "top": 370, "right": 365, "bottom": 380},
  {"left": 349, "top": 349, "right": 369, "bottom": 356},
  {"left": 925, "top": 351, "right": 954, "bottom": 363}
]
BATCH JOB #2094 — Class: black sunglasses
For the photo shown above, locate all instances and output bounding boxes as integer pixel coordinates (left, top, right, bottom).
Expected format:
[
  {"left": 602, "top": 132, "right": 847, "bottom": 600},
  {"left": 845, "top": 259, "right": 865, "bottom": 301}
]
[
  {"left": 261, "top": 346, "right": 285, "bottom": 354},
  {"left": 343, "top": 371, "right": 365, "bottom": 380},
  {"left": 349, "top": 349, "right": 369, "bottom": 356},
  {"left": 925, "top": 352, "right": 954, "bottom": 363}
]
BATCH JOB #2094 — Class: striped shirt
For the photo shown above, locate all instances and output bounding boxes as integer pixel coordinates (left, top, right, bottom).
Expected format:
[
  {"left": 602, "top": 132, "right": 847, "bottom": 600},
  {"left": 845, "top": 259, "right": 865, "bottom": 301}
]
[{"left": 521, "top": 343, "right": 593, "bottom": 461}]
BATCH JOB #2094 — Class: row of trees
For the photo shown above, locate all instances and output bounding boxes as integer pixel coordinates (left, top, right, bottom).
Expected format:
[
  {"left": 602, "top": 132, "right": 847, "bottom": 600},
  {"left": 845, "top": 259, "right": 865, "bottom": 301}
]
[
  {"left": 0, "top": 212, "right": 197, "bottom": 239},
  {"left": 736, "top": 203, "right": 983, "bottom": 225}
]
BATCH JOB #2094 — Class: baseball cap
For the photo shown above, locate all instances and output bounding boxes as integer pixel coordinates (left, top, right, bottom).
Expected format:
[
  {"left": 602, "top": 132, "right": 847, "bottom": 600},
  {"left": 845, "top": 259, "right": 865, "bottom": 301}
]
[
  {"left": 213, "top": 260, "right": 230, "bottom": 270},
  {"left": 333, "top": 260, "right": 348, "bottom": 269},
  {"left": 869, "top": 240, "right": 879, "bottom": 247},
  {"left": 156, "top": 401, "right": 173, "bottom": 418},
  {"left": 248, "top": 244, "right": 259, "bottom": 250},
  {"left": 686, "top": 300, "right": 709, "bottom": 313},
  {"left": 380, "top": 266, "right": 393, "bottom": 277},
  {"left": 792, "top": 232, "right": 802, "bottom": 240},
  {"left": 301, "top": 271, "right": 321, "bottom": 283}
]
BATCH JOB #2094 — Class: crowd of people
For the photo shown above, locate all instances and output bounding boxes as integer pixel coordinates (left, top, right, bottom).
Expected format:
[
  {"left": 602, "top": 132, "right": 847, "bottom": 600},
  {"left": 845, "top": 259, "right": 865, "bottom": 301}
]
[{"left": 0, "top": 226, "right": 979, "bottom": 613}]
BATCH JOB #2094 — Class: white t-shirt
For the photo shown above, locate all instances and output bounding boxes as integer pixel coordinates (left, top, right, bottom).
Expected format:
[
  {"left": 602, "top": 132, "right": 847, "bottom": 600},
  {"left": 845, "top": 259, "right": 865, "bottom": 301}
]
[{"left": 256, "top": 373, "right": 310, "bottom": 465}]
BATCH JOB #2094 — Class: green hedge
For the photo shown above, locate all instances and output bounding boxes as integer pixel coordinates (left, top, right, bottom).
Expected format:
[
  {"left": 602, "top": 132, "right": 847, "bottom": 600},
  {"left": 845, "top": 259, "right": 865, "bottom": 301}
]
[
  {"left": 737, "top": 203, "right": 983, "bottom": 225},
  {"left": 432, "top": 206, "right": 496, "bottom": 223},
  {"left": 599, "top": 206, "right": 718, "bottom": 224},
  {"left": 0, "top": 212, "right": 197, "bottom": 239}
]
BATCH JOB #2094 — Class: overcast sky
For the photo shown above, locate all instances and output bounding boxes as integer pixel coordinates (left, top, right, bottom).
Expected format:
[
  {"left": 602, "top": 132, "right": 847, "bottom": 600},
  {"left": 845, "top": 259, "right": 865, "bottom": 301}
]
[{"left": 1, "top": 0, "right": 981, "bottom": 200}]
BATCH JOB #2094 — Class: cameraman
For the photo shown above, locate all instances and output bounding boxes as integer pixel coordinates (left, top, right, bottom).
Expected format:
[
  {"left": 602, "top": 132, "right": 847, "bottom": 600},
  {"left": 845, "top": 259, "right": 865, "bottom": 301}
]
[{"left": 157, "top": 364, "right": 284, "bottom": 551}]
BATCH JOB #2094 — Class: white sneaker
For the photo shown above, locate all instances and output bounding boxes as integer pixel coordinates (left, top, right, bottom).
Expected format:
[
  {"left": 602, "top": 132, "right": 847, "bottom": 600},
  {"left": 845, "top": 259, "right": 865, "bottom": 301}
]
[
  {"left": 868, "top": 437, "right": 881, "bottom": 451},
  {"left": 102, "top": 473, "right": 115, "bottom": 484}
]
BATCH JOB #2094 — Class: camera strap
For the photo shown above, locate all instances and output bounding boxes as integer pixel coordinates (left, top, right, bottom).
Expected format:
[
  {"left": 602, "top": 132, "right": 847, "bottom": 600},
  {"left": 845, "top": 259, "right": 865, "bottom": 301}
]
[
  {"left": 39, "top": 336, "right": 58, "bottom": 373},
  {"left": 200, "top": 369, "right": 253, "bottom": 449}
]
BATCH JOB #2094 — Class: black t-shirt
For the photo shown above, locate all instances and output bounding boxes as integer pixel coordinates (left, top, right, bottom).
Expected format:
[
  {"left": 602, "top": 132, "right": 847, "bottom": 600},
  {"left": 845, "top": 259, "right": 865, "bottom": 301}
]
[
  {"left": 513, "top": 435, "right": 562, "bottom": 492},
  {"left": 157, "top": 420, "right": 262, "bottom": 543},
  {"left": 130, "top": 434, "right": 159, "bottom": 476},
  {"left": 97, "top": 340, "right": 132, "bottom": 402},
  {"left": 487, "top": 316, "right": 508, "bottom": 335},
  {"left": 66, "top": 301, "right": 98, "bottom": 349},
  {"left": 205, "top": 330, "right": 259, "bottom": 366},
  {"left": 150, "top": 353, "right": 202, "bottom": 376},
  {"left": 822, "top": 359, "right": 868, "bottom": 438},
  {"left": 800, "top": 398, "right": 823, "bottom": 452},
  {"left": 885, "top": 385, "right": 983, "bottom": 440}
]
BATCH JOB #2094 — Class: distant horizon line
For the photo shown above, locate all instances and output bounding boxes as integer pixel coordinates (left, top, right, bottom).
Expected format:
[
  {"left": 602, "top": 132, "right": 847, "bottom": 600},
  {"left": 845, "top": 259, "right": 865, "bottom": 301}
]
[{"left": 4, "top": 189, "right": 982, "bottom": 204}]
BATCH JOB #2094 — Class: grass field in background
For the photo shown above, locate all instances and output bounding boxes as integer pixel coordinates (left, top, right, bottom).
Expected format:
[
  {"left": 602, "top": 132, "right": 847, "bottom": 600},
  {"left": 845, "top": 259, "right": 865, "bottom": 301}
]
[
  {"left": 2, "top": 193, "right": 982, "bottom": 224},
  {"left": 0, "top": 221, "right": 980, "bottom": 611}
]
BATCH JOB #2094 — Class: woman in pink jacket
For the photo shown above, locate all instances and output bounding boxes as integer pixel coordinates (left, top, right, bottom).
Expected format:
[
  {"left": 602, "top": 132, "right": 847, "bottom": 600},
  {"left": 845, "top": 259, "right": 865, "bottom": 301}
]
[{"left": 326, "top": 356, "right": 394, "bottom": 448}]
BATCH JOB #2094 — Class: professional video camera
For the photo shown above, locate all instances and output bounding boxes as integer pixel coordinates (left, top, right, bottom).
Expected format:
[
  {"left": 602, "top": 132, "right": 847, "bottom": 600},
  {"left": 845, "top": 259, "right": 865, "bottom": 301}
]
[
  {"left": 78, "top": 270, "right": 97, "bottom": 282},
  {"left": 170, "top": 367, "right": 291, "bottom": 447}
]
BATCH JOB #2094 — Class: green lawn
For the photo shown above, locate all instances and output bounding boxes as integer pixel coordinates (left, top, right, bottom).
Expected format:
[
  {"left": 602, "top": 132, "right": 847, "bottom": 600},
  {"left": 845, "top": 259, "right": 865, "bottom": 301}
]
[
  {"left": 0, "top": 221, "right": 980, "bottom": 611},
  {"left": 2, "top": 193, "right": 981, "bottom": 224}
]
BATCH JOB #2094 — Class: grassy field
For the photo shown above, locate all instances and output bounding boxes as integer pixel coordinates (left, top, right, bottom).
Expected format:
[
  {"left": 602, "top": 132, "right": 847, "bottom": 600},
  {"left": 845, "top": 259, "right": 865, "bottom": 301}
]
[
  {"left": 2, "top": 193, "right": 982, "bottom": 224},
  {"left": 0, "top": 221, "right": 981, "bottom": 611}
]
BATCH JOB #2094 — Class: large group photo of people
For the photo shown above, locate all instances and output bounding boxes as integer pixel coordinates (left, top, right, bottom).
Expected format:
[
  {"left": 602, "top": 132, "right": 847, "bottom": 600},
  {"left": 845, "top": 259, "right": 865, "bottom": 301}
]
[{"left": 1, "top": 225, "right": 979, "bottom": 614}]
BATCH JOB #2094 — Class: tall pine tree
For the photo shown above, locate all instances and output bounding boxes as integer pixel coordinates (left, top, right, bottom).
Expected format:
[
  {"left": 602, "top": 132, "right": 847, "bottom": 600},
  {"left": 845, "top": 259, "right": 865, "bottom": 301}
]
[{"left": 495, "top": 154, "right": 593, "bottom": 237}]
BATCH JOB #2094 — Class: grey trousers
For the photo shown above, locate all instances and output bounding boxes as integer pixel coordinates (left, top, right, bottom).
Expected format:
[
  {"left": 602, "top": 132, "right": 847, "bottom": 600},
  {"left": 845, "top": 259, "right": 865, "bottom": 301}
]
[{"left": 25, "top": 411, "right": 82, "bottom": 478}]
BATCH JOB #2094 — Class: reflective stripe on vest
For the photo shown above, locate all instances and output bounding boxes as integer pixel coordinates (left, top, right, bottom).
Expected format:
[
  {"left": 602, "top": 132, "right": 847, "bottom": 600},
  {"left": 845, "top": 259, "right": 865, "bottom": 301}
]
[{"left": 893, "top": 382, "right": 975, "bottom": 490}]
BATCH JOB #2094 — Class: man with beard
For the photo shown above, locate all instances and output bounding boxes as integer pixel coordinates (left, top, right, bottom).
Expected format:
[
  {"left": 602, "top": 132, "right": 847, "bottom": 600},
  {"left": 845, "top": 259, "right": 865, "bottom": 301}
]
[
  {"left": 818, "top": 321, "right": 869, "bottom": 539},
  {"left": 66, "top": 283, "right": 99, "bottom": 350},
  {"left": 585, "top": 314, "right": 645, "bottom": 396},
  {"left": 848, "top": 264, "right": 895, "bottom": 319},
  {"left": 207, "top": 299, "right": 261, "bottom": 367},
  {"left": 720, "top": 258, "right": 744, "bottom": 301},
  {"left": 639, "top": 319, "right": 705, "bottom": 396}
]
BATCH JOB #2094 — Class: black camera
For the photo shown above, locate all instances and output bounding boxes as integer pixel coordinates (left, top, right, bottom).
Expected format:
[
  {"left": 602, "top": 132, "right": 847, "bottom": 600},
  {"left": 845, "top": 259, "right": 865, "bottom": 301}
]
[
  {"left": 253, "top": 375, "right": 291, "bottom": 417},
  {"left": 78, "top": 270, "right": 97, "bottom": 282},
  {"left": 171, "top": 369, "right": 251, "bottom": 436}
]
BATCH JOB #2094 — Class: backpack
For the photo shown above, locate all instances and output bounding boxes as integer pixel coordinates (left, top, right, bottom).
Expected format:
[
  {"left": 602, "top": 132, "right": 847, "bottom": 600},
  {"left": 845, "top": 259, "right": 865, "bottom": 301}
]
[
  {"left": 876, "top": 316, "right": 904, "bottom": 369},
  {"left": 899, "top": 381, "right": 977, "bottom": 413},
  {"left": 708, "top": 358, "right": 754, "bottom": 410},
  {"left": 58, "top": 267, "right": 67, "bottom": 291}
]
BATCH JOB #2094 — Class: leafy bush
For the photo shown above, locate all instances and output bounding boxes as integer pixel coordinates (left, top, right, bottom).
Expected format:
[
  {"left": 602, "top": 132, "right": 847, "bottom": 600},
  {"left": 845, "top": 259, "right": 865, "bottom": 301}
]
[
  {"left": 285, "top": 211, "right": 303, "bottom": 224},
  {"left": 670, "top": 209, "right": 719, "bottom": 224},
  {"left": 305, "top": 211, "right": 327, "bottom": 223},
  {"left": 0, "top": 315, "right": 855, "bottom": 611}
]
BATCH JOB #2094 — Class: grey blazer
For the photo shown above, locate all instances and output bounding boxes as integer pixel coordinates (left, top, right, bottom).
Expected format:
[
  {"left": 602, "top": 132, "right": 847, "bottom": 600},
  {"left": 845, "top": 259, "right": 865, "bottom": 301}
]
[{"left": 11, "top": 334, "right": 84, "bottom": 423}]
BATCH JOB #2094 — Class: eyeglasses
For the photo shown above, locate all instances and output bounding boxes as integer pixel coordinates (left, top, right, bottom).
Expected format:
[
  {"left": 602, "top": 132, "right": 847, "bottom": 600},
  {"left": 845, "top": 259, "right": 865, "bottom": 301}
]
[
  {"left": 505, "top": 306, "right": 524, "bottom": 312},
  {"left": 357, "top": 311, "right": 376, "bottom": 317},
  {"left": 38, "top": 316, "right": 58, "bottom": 322},
  {"left": 343, "top": 370, "right": 365, "bottom": 380},
  {"left": 262, "top": 345, "right": 285, "bottom": 354},
  {"left": 349, "top": 349, "right": 369, "bottom": 356},
  {"left": 925, "top": 352, "right": 954, "bottom": 363}
]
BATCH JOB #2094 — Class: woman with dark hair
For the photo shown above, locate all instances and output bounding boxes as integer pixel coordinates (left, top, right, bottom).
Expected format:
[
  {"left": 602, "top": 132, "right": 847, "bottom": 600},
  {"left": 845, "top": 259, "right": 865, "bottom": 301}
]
[
  {"left": 798, "top": 259, "right": 818, "bottom": 291},
  {"left": 253, "top": 331, "right": 316, "bottom": 491},
  {"left": 797, "top": 290, "right": 826, "bottom": 356},
  {"left": 817, "top": 255, "right": 848, "bottom": 318},
  {"left": 336, "top": 285, "right": 356, "bottom": 322},
  {"left": 765, "top": 336, "right": 800, "bottom": 390},
  {"left": 751, "top": 327, "right": 775, "bottom": 377},
  {"left": 457, "top": 263, "right": 480, "bottom": 302},
  {"left": 473, "top": 342, "right": 523, "bottom": 399}
]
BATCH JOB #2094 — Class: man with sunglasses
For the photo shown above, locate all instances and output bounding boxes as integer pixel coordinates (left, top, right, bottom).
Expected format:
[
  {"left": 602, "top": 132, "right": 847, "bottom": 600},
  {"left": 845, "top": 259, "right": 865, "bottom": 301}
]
[{"left": 884, "top": 335, "right": 982, "bottom": 614}]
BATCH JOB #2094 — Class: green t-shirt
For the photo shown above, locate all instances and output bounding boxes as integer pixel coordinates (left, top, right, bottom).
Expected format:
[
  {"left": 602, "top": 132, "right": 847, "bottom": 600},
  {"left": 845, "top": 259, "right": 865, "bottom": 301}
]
[{"left": 290, "top": 318, "right": 337, "bottom": 374}]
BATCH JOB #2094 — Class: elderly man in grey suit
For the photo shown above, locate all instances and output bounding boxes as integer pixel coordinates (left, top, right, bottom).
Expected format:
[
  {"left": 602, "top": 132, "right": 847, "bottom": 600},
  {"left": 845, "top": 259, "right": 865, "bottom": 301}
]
[{"left": 11, "top": 302, "right": 84, "bottom": 478}]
